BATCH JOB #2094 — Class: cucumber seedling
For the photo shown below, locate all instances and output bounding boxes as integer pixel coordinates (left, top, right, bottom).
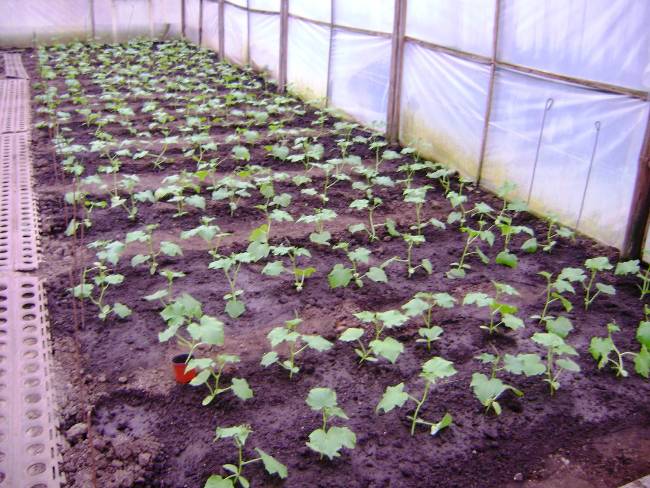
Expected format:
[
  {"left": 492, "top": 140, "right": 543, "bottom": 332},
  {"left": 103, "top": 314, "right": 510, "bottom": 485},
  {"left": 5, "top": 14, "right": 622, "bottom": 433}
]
[
  {"left": 589, "top": 321, "right": 650, "bottom": 378},
  {"left": 614, "top": 258, "right": 650, "bottom": 300},
  {"left": 327, "top": 242, "right": 391, "bottom": 289},
  {"left": 463, "top": 282, "right": 524, "bottom": 334},
  {"left": 402, "top": 292, "right": 456, "bottom": 350},
  {"left": 126, "top": 224, "right": 183, "bottom": 275},
  {"left": 305, "top": 387, "right": 356, "bottom": 460},
  {"left": 262, "top": 243, "right": 317, "bottom": 291},
  {"left": 209, "top": 251, "right": 253, "bottom": 318},
  {"left": 531, "top": 320, "right": 581, "bottom": 395},
  {"left": 447, "top": 220, "right": 495, "bottom": 279}
]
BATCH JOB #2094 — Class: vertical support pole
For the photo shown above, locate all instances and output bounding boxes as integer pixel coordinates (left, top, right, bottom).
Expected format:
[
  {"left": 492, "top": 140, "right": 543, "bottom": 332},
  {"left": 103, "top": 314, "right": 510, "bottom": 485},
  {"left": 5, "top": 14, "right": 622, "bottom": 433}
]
[
  {"left": 386, "top": 0, "right": 408, "bottom": 142},
  {"left": 181, "top": 0, "right": 186, "bottom": 38},
  {"left": 246, "top": 0, "right": 251, "bottom": 64},
  {"left": 148, "top": 0, "right": 154, "bottom": 39},
  {"left": 198, "top": 0, "right": 204, "bottom": 46},
  {"left": 623, "top": 109, "right": 650, "bottom": 258},
  {"left": 476, "top": 0, "right": 501, "bottom": 184},
  {"left": 278, "top": 0, "right": 289, "bottom": 92},
  {"left": 110, "top": 0, "right": 118, "bottom": 43},
  {"left": 89, "top": 0, "right": 96, "bottom": 39},
  {"left": 325, "top": 0, "right": 335, "bottom": 106},
  {"left": 218, "top": 0, "right": 225, "bottom": 61}
]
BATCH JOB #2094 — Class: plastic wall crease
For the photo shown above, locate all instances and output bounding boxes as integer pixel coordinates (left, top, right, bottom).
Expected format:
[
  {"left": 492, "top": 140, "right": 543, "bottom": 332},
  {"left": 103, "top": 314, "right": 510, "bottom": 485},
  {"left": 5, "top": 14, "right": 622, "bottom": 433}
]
[
  {"left": 224, "top": 3, "right": 248, "bottom": 64},
  {"left": 289, "top": 0, "right": 330, "bottom": 24},
  {"left": 249, "top": 13, "right": 280, "bottom": 78},
  {"left": 202, "top": 1, "right": 221, "bottom": 51},
  {"left": 329, "top": 30, "right": 391, "bottom": 128},
  {"left": 500, "top": 0, "right": 650, "bottom": 91},
  {"left": 0, "top": 0, "right": 92, "bottom": 46},
  {"left": 152, "top": 0, "right": 183, "bottom": 39},
  {"left": 113, "top": 0, "right": 151, "bottom": 42},
  {"left": 249, "top": 0, "right": 280, "bottom": 12},
  {"left": 334, "top": 0, "right": 394, "bottom": 33},
  {"left": 90, "top": 0, "right": 115, "bottom": 41},
  {"left": 482, "top": 69, "right": 649, "bottom": 249},
  {"left": 287, "top": 18, "right": 329, "bottom": 103},
  {"left": 399, "top": 41, "right": 489, "bottom": 179},
  {"left": 406, "top": 0, "right": 495, "bottom": 57},
  {"left": 185, "top": 0, "right": 201, "bottom": 44},
  {"left": 227, "top": 0, "right": 247, "bottom": 7}
]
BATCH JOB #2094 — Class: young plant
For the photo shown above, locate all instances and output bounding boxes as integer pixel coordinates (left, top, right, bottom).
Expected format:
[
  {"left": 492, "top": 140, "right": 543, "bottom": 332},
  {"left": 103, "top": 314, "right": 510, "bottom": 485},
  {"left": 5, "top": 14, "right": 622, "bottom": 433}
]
[
  {"left": 494, "top": 215, "right": 535, "bottom": 268},
  {"left": 376, "top": 357, "right": 456, "bottom": 435},
  {"left": 338, "top": 310, "right": 409, "bottom": 364},
  {"left": 180, "top": 216, "right": 230, "bottom": 258},
  {"left": 614, "top": 258, "right": 650, "bottom": 300},
  {"left": 260, "top": 315, "right": 333, "bottom": 378},
  {"left": 392, "top": 232, "right": 432, "bottom": 278},
  {"left": 582, "top": 257, "right": 616, "bottom": 310},
  {"left": 204, "top": 425, "right": 287, "bottom": 488},
  {"left": 296, "top": 208, "right": 337, "bottom": 246},
  {"left": 542, "top": 213, "right": 574, "bottom": 252},
  {"left": 447, "top": 220, "right": 495, "bottom": 279},
  {"left": 262, "top": 243, "right": 316, "bottom": 291},
  {"left": 403, "top": 186, "right": 443, "bottom": 236},
  {"left": 208, "top": 252, "right": 253, "bottom": 318},
  {"left": 402, "top": 292, "right": 456, "bottom": 350},
  {"left": 254, "top": 180, "right": 293, "bottom": 239},
  {"left": 143, "top": 269, "right": 185, "bottom": 306},
  {"left": 155, "top": 173, "right": 206, "bottom": 218},
  {"left": 305, "top": 387, "right": 356, "bottom": 460},
  {"left": 531, "top": 321, "right": 581, "bottom": 395},
  {"left": 327, "top": 243, "right": 391, "bottom": 289},
  {"left": 211, "top": 173, "right": 255, "bottom": 216},
  {"left": 348, "top": 191, "right": 383, "bottom": 242},
  {"left": 533, "top": 268, "right": 584, "bottom": 324},
  {"left": 126, "top": 224, "right": 183, "bottom": 275},
  {"left": 589, "top": 321, "right": 650, "bottom": 378},
  {"left": 463, "top": 282, "right": 524, "bottom": 334}
]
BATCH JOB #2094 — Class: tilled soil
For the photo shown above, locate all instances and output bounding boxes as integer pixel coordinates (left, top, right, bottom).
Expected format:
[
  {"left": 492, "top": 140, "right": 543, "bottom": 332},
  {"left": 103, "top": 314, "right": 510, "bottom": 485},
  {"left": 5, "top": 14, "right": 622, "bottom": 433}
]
[{"left": 21, "top": 42, "right": 650, "bottom": 488}]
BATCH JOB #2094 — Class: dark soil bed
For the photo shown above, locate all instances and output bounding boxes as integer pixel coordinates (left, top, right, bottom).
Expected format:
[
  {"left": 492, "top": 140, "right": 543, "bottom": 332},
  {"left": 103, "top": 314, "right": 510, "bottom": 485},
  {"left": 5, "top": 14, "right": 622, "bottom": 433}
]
[{"left": 21, "top": 40, "right": 650, "bottom": 488}]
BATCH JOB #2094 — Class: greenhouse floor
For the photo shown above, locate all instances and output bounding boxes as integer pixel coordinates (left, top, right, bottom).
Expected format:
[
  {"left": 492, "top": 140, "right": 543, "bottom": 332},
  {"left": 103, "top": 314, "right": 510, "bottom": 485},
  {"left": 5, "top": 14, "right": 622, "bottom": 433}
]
[{"left": 6, "top": 40, "right": 650, "bottom": 487}]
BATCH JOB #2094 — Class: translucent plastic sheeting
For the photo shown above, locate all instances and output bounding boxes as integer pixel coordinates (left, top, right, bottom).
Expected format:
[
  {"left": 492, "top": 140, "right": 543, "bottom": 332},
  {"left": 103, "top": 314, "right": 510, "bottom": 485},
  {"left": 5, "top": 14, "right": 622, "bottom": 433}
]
[
  {"left": 249, "top": 13, "right": 280, "bottom": 78},
  {"left": 289, "top": 0, "right": 331, "bottom": 23},
  {"left": 227, "top": 0, "right": 247, "bottom": 7},
  {"left": 0, "top": 0, "right": 91, "bottom": 46},
  {"left": 224, "top": 3, "right": 248, "bottom": 65},
  {"left": 482, "top": 69, "right": 650, "bottom": 249},
  {"left": 184, "top": 0, "right": 201, "bottom": 44},
  {"left": 114, "top": 0, "right": 152, "bottom": 41},
  {"left": 92, "top": 0, "right": 117, "bottom": 41},
  {"left": 399, "top": 41, "right": 489, "bottom": 178},
  {"left": 406, "top": 0, "right": 495, "bottom": 57},
  {"left": 152, "top": 0, "right": 183, "bottom": 38},
  {"left": 249, "top": 0, "right": 280, "bottom": 12},
  {"left": 334, "top": 0, "right": 394, "bottom": 33},
  {"left": 287, "top": 18, "right": 329, "bottom": 102},
  {"left": 202, "top": 1, "right": 220, "bottom": 51},
  {"left": 329, "top": 30, "right": 391, "bottom": 129},
  {"left": 500, "top": 0, "right": 650, "bottom": 91}
]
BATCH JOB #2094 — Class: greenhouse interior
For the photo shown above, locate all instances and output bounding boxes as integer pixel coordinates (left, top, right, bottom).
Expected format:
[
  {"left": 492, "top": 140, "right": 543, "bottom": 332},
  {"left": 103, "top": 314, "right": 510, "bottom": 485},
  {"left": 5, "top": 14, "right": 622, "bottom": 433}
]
[{"left": 0, "top": 0, "right": 649, "bottom": 487}]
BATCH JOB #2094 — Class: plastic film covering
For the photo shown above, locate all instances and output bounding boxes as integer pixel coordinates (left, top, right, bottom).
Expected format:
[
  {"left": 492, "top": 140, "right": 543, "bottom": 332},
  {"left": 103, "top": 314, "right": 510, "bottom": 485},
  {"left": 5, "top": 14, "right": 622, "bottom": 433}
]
[
  {"left": 113, "top": 0, "right": 151, "bottom": 42},
  {"left": 201, "top": 1, "right": 220, "bottom": 51},
  {"left": 406, "top": 0, "right": 495, "bottom": 57},
  {"left": 334, "top": 0, "right": 394, "bottom": 33},
  {"left": 227, "top": 0, "right": 247, "bottom": 7},
  {"left": 287, "top": 18, "right": 329, "bottom": 103},
  {"left": 0, "top": 0, "right": 91, "bottom": 47},
  {"left": 329, "top": 30, "right": 391, "bottom": 129},
  {"left": 249, "top": 13, "right": 280, "bottom": 78},
  {"left": 481, "top": 69, "right": 649, "bottom": 249},
  {"left": 499, "top": 0, "right": 650, "bottom": 91},
  {"left": 399, "top": 41, "right": 489, "bottom": 178},
  {"left": 249, "top": 0, "right": 280, "bottom": 13},
  {"left": 152, "top": 0, "right": 183, "bottom": 39},
  {"left": 184, "top": 0, "right": 201, "bottom": 44},
  {"left": 224, "top": 3, "right": 248, "bottom": 65},
  {"left": 289, "top": 0, "right": 330, "bottom": 24}
]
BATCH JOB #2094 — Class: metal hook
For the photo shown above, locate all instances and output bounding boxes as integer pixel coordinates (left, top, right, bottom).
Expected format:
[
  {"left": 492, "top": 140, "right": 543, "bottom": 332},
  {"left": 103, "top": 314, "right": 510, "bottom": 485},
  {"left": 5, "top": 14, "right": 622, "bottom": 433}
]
[
  {"left": 575, "top": 120, "right": 602, "bottom": 229},
  {"left": 527, "top": 97, "right": 554, "bottom": 204}
]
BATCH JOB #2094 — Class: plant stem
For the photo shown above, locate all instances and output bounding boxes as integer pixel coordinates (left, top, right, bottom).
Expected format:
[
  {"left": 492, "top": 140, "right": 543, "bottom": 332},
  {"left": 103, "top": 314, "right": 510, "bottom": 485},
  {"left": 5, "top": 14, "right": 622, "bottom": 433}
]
[{"left": 410, "top": 382, "right": 430, "bottom": 435}]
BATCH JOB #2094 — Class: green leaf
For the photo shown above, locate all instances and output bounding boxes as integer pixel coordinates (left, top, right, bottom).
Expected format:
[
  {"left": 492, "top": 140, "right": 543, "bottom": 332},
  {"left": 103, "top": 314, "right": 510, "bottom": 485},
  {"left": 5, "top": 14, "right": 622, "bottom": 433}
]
[
  {"left": 377, "top": 309, "right": 409, "bottom": 328},
  {"left": 190, "top": 369, "right": 212, "bottom": 387},
  {"left": 585, "top": 256, "right": 612, "bottom": 272},
  {"left": 637, "top": 321, "right": 650, "bottom": 349},
  {"left": 595, "top": 282, "right": 616, "bottom": 296},
  {"left": 262, "top": 260, "right": 285, "bottom": 277},
  {"left": 556, "top": 358, "right": 581, "bottom": 372},
  {"left": 559, "top": 267, "right": 586, "bottom": 283},
  {"left": 185, "top": 194, "right": 206, "bottom": 210},
  {"left": 112, "top": 302, "right": 132, "bottom": 319},
  {"left": 339, "top": 327, "right": 364, "bottom": 342},
  {"left": 421, "top": 258, "right": 433, "bottom": 274},
  {"left": 521, "top": 237, "right": 538, "bottom": 253},
  {"left": 402, "top": 297, "right": 429, "bottom": 317},
  {"left": 72, "top": 283, "right": 93, "bottom": 298},
  {"left": 369, "top": 337, "right": 404, "bottom": 364},
  {"left": 303, "top": 335, "right": 333, "bottom": 352},
  {"left": 463, "top": 292, "right": 492, "bottom": 307},
  {"left": 376, "top": 383, "right": 409, "bottom": 413},
  {"left": 503, "top": 353, "right": 545, "bottom": 376},
  {"left": 196, "top": 315, "right": 225, "bottom": 345},
  {"left": 589, "top": 336, "right": 614, "bottom": 368},
  {"left": 215, "top": 425, "right": 252, "bottom": 445},
  {"left": 232, "top": 145, "right": 250, "bottom": 161},
  {"left": 225, "top": 300, "right": 245, "bottom": 319},
  {"left": 366, "top": 267, "right": 387, "bottom": 283},
  {"left": 502, "top": 314, "right": 524, "bottom": 330},
  {"left": 309, "top": 231, "right": 331, "bottom": 246},
  {"left": 160, "top": 241, "right": 182, "bottom": 257},
  {"left": 418, "top": 326, "right": 444, "bottom": 342},
  {"left": 306, "top": 387, "right": 338, "bottom": 411},
  {"left": 495, "top": 250, "right": 518, "bottom": 268},
  {"left": 306, "top": 426, "right": 356, "bottom": 460},
  {"left": 614, "top": 259, "right": 640, "bottom": 276},
  {"left": 532, "top": 332, "right": 564, "bottom": 349},
  {"left": 255, "top": 448, "right": 288, "bottom": 479},
  {"left": 429, "top": 412, "right": 453, "bottom": 436},
  {"left": 545, "top": 316, "right": 573, "bottom": 338},
  {"left": 103, "top": 274, "right": 125, "bottom": 285},
  {"left": 328, "top": 264, "right": 353, "bottom": 288},
  {"left": 144, "top": 289, "right": 168, "bottom": 301},
  {"left": 421, "top": 356, "right": 457, "bottom": 383},
  {"left": 634, "top": 346, "right": 650, "bottom": 378},
  {"left": 261, "top": 351, "right": 279, "bottom": 367},
  {"left": 204, "top": 475, "right": 234, "bottom": 488},
  {"left": 231, "top": 378, "right": 253, "bottom": 400}
]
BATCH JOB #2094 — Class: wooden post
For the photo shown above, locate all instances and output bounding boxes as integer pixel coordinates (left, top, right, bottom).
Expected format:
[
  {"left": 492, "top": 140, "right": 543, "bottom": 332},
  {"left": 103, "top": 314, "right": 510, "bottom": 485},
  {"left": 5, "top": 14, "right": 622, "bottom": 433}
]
[
  {"left": 246, "top": 0, "right": 251, "bottom": 64},
  {"left": 148, "top": 0, "right": 154, "bottom": 39},
  {"left": 622, "top": 110, "right": 650, "bottom": 258},
  {"left": 181, "top": 0, "right": 186, "bottom": 38},
  {"left": 110, "top": 0, "right": 118, "bottom": 43},
  {"left": 386, "top": 0, "right": 408, "bottom": 142},
  {"left": 89, "top": 0, "right": 96, "bottom": 39},
  {"left": 218, "top": 0, "right": 225, "bottom": 61},
  {"left": 476, "top": 0, "right": 501, "bottom": 184},
  {"left": 278, "top": 0, "right": 289, "bottom": 92},
  {"left": 325, "top": 0, "right": 335, "bottom": 106},
  {"left": 198, "top": 0, "right": 204, "bottom": 45}
]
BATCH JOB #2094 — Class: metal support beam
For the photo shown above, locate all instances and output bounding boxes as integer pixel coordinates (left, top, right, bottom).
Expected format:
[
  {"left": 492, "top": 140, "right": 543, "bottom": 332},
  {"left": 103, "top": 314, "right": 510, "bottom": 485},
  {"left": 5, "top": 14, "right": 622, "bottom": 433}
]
[
  {"left": 198, "top": 0, "right": 204, "bottom": 45},
  {"left": 89, "top": 0, "right": 96, "bottom": 39},
  {"left": 218, "top": 0, "right": 225, "bottom": 61},
  {"left": 325, "top": 0, "right": 335, "bottom": 106},
  {"left": 386, "top": 0, "right": 407, "bottom": 142},
  {"left": 181, "top": 0, "right": 186, "bottom": 38},
  {"left": 278, "top": 0, "right": 289, "bottom": 92}
]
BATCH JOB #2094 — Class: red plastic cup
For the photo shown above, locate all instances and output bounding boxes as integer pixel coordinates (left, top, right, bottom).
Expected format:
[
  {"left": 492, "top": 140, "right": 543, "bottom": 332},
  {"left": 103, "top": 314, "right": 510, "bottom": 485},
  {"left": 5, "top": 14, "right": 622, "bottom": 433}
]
[{"left": 172, "top": 353, "right": 197, "bottom": 384}]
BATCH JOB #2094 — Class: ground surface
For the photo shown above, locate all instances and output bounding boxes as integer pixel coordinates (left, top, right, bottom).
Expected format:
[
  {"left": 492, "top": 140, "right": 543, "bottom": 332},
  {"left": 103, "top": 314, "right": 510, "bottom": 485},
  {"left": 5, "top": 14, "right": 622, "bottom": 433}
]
[{"left": 23, "top": 40, "right": 650, "bottom": 487}]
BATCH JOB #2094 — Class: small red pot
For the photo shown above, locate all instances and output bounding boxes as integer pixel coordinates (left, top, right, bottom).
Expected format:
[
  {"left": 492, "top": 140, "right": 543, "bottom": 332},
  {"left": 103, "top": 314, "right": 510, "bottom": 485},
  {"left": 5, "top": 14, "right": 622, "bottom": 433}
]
[{"left": 172, "top": 353, "right": 197, "bottom": 384}]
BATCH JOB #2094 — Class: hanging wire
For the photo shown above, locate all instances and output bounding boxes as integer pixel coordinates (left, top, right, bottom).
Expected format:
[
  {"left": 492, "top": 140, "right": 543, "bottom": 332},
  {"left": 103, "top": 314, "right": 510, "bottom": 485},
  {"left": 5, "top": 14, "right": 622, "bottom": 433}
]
[
  {"left": 527, "top": 97, "right": 554, "bottom": 204},
  {"left": 575, "top": 121, "right": 602, "bottom": 229}
]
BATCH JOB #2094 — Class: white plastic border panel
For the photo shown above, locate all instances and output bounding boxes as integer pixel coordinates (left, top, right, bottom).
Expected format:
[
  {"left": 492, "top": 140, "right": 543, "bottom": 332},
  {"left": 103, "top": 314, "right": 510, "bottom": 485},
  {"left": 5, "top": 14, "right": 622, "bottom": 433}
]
[
  {"left": 287, "top": 18, "right": 329, "bottom": 102},
  {"left": 152, "top": 0, "right": 183, "bottom": 38},
  {"left": 482, "top": 69, "right": 650, "bottom": 249},
  {"left": 288, "top": 0, "right": 330, "bottom": 23},
  {"left": 329, "top": 30, "right": 391, "bottom": 129},
  {"left": 249, "top": 12, "right": 280, "bottom": 79},
  {"left": 406, "top": 0, "right": 494, "bottom": 56},
  {"left": 500, "top": 0, "right": 650, "bottom": 92},
  {"left": 185, "top": 0, "right": 201, "bottom": 44},
  {"left": 0, "top": 0, "right": 91, "bottom": 47},
  {"left": 399, "top": 41, "right": 490, "bottom": 178},
  {"left": 202, "top": 0, "right": 221, "bottom": 51},
  {"left": 334, "top": 0, "right": 394, "bottom": 33},
  {"left": 224, "top": 3, "right": 248, "bottom": 65}
]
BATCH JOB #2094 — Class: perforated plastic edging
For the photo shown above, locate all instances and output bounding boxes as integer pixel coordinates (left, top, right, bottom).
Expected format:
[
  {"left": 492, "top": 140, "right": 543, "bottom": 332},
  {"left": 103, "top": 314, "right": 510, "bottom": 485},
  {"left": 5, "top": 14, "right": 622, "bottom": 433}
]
[
  {"left": 3, "top": 53, "right": 29, "bottom": 80},
  {"left": 0, "top": 80, "right": 29, "bottom": 134}
]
